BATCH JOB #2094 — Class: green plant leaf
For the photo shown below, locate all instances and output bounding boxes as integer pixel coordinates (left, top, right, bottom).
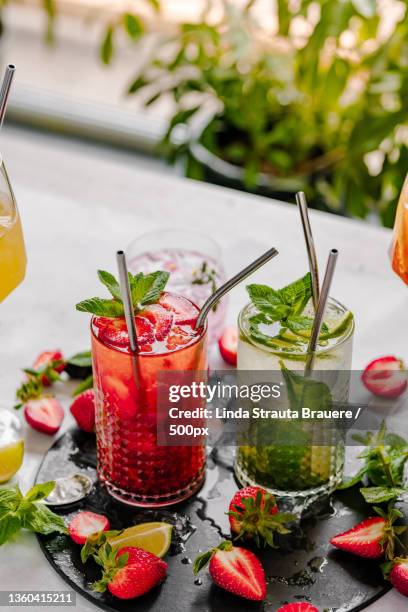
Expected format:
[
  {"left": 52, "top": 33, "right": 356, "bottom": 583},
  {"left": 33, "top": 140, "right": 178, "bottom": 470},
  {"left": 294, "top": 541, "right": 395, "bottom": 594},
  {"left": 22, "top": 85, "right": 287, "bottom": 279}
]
[
  {"left": 72, "top": 375, "right": 94, "bottom": 397},
  {"left": 123, "top": 13, "right": 144, "bottom": 40},
  {"left": 76, "top": 298, "right": 124, "bottom": 317},
  {"left": 100, "top": 26, "right": 114, "bottom": 65},
  {"left": 360, "top": 486, "right": 408, "bottom": 504},
  {"left": 67, "top": 351, "right": 92, "bottom": 368},
  {"left": 25, "top": 482, "right": 55, "bottom": 503},
  {"left": 97, "top": 270, "right": 122, "bottom": 300}
]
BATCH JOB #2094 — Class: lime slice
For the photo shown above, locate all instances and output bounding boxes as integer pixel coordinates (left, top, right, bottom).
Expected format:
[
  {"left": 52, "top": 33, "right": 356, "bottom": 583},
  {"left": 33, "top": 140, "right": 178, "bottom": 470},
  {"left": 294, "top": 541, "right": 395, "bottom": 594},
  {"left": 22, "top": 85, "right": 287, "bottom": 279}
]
[
  {"left": 0, "top": 440, "right": 24, "bottom": 483},
  {"left": 107, "top": 522, "right": 172, "bottom": 557},
  {"left": 319, "top": 310, "right": 354, "bottom": 340}
]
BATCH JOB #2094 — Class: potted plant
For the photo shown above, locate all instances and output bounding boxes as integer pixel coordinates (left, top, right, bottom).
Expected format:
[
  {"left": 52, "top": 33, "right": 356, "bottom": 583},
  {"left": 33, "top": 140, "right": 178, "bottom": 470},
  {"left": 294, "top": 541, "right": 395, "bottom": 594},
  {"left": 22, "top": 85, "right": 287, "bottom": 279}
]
[{"left": 112, "top": 0, "right": 408, "bottom": 225}]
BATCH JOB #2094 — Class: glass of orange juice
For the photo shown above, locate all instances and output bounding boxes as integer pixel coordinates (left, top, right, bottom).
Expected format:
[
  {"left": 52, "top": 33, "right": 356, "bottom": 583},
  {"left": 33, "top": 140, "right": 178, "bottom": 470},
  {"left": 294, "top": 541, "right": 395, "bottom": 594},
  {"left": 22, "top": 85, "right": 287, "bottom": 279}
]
[{"left": 0, "top": 157, "right": 26, "bottom": 301}]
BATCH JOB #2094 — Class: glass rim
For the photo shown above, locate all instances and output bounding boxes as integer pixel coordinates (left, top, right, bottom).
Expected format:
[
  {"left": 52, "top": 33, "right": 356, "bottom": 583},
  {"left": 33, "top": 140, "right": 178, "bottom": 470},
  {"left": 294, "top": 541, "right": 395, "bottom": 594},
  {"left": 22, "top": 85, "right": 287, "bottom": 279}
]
[
  {"left": 238, "top": 296, "right": 354, "bottom": 357},
  {"left": 90, "top": 313, "right": 208, "bottom": 358},
  {"left": 126, "top": 227, "right": 222, "bottom": 259}
]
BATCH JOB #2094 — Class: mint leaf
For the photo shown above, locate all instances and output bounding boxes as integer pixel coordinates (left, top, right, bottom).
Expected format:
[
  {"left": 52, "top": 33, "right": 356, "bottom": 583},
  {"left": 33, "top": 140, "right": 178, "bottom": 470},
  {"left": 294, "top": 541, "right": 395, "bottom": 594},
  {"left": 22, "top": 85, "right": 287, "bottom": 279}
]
[
  {"left": 286, "top": 315, "right": 314, "bottom": 333},
  {"left": 246, "top": 284, "right": 286, "bottom": 315},
  {"left": 22, "top": 503, "right": 67, "bottom": 535},
  {"left": 76, "top": 298, "right": 124, "bottom": 317},
  {"left": 0, "top": 514, "right": 21, "bottom": 545},
  {"left": 360, "top": 486, "right": 408, "bottom": 504},
  {"left": 25, "top": 482, "right": 55, "bottom": 502},
  {"left": 76, "top": 270, "right": 170, "bottom": 317},
  {"left": 337, "top": 466, "right": 368, "bottom": 489},
  {"left": 67, "top": 351, "right": 92, "bottom": 368},
  {"left": 97, "top": 270, "right": 122, "bottom": 301},
  {"left": 278, "top": 273, "right": 312, "bottom": 314},
  {"left": 130, "top": 271, "right": 170, "bottom": 307}
]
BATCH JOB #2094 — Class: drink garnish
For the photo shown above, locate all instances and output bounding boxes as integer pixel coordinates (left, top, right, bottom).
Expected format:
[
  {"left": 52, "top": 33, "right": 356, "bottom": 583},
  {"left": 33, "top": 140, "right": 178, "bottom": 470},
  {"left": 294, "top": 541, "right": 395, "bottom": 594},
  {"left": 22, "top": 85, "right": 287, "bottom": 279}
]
[
  {"left": 76, "top": 269, "right": 170, "bottom": 317},
  {"left": 0, "top": 481, "right": 67, "bottom": 545},
  {"left": 246, "top": 272, "right": 353, "bottom": 349}
]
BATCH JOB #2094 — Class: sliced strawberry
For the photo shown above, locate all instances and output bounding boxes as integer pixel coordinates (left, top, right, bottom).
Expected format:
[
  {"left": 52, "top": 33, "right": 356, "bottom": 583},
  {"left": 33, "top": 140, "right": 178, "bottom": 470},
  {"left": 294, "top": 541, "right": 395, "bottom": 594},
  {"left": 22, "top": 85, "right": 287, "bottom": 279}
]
[
  {"left": 219, "top": 326, "right": 238, "bottom": 366},
  {"left": 92, "top": 544, "right": 167, "bottom": 599},
  {"left": 139, "top": 304, "right": 174, "bottom": 341},
  {"left": 330, "top": 516, "right": 396, "bottom": 559},
  {"left": 227, "top": 486, "right": 294, "bottom": 547},
  {"left": 194, "top": 541, "right": 266, "bottom": 601},
  {"left": 68, "top": 511, "right": 110, "bottom": 545},
  {"left": 390, "top": 557, "right": 408, "bottom": 597},
  {"left": 277, "top": 604, "right": 319, "bottom": 612},
  {"left": 362, "top": 356, "right": 407, "bottom": 399},
  {"left": 70, "top": 389, "right": 95, "bottom": 433},
  {"left": 32, "top": 350, "right": 65, "bottom": 386},
  {"left": 94, "top": 316, "right": 154, "bottom": 348},
  {"left": 158, "top": 291, "right": 199, "bottom": 325},
  {"left": 24, "top": 397, "right": 64, "bottom": 435}
]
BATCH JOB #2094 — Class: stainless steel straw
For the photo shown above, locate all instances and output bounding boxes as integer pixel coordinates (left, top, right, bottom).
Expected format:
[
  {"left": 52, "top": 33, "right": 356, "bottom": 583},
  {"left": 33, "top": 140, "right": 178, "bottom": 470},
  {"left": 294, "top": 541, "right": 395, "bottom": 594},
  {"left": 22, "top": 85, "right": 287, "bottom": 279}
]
[
  {"left": 116, "top": 250, "right": 138, "bottom": 353},
  {"left": 296, "top": 191, "right": 320, "bottom": 311},
  {"left": 0, "top": 64, "right": 16, "bottom": 130},
  {"left": 304, "top": 248, "right": 338, "bottom": 376},
  {"left": 195, "top": 247, "right": 279, "bottom": 329}
]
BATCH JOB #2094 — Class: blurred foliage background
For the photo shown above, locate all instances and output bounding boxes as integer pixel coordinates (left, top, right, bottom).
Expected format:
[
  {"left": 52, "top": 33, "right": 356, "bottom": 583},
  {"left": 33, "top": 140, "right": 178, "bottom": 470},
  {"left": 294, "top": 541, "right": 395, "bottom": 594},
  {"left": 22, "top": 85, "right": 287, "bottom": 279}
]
[{"left": 3, "top": 0, "right": 408, "bottom": 226}]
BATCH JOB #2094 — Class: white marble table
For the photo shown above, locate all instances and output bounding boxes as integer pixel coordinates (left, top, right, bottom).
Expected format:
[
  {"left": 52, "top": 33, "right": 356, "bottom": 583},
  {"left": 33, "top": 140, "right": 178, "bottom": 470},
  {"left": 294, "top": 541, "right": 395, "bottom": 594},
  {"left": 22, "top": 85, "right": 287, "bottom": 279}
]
[{"left": 0, "top": 126, "right": 407, "bottom": 611}]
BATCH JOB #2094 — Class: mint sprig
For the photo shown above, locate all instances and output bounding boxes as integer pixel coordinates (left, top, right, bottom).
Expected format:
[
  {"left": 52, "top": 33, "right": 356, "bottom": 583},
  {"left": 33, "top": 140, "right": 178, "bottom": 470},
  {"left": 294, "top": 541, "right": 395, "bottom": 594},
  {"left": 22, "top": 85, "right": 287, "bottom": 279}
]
[
  {"left": 76, "top": 269, "right": 170, "bottom": 317},
  {"left": 0, "top": 482, "right": 67, "bottom": 545},
  {"left": 247, "top": 273, "right": 315, "bottom": 347}
]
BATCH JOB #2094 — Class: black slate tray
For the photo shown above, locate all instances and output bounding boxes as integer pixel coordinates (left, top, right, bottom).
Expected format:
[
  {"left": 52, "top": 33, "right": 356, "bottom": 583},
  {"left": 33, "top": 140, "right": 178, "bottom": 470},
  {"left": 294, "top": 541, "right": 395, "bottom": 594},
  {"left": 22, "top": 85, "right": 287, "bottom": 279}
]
[{"left": 35, "top": 428, "right": 404, "bottom": 612}]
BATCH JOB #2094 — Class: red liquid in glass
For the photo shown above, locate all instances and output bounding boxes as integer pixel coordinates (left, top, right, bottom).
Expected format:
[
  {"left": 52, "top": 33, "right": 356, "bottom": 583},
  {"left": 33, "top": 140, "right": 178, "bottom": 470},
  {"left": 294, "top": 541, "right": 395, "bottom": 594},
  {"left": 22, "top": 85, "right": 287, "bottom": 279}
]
[{"left": 91, "top": 292, "right": 207, "bottom": 506}]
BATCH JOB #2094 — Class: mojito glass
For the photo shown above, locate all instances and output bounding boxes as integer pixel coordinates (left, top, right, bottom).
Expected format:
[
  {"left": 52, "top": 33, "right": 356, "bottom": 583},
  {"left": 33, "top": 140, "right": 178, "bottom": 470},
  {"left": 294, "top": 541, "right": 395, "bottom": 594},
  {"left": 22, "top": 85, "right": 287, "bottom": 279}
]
[
  {"left": 235, "top": 296, "right": 354, "bottom": 508},
  {"left": 91, "top": 294, "right": 207, "bottom": 507}
]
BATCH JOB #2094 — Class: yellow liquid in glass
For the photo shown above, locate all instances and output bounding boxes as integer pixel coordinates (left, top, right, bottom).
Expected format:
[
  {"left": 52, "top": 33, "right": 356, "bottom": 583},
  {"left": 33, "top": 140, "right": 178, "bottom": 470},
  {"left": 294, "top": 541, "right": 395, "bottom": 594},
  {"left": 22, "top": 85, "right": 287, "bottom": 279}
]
[{"left": 0, "top": 200, "right": 27, "bottom": 302}]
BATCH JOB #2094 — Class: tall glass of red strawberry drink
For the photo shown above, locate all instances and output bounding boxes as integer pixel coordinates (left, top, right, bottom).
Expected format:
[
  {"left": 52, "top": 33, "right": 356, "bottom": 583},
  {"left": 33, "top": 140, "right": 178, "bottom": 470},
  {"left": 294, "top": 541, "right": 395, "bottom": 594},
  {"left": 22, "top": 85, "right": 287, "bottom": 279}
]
[{"left": 79, "top": 270, "right": 207, "bottom": 507}]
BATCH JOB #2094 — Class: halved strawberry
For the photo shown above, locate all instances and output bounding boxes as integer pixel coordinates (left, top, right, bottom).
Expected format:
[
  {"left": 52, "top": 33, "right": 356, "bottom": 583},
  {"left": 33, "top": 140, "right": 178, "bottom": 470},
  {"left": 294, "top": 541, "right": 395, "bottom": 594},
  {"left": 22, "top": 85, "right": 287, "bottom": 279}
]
[
  {"left": 31, "top": 350, "right": 65, "bottom": 386},
  {"left": 68, "top": 511, "right": 110, "bottom": 545},
  {"left": 330, "top": 513, "right": 405, "bottom": 559},
  {"left": 228, "top": 486, "right": 294, "bottom": 547},
  {"left": 70, "top": 389, "right": 95, "bottom": 433},
  {"left": 24, "top": 397, "right": 64, "bottom": 435},
  {"left": 92, "top": 544, "right": 167, "bottom": 599},
  {"left": 362, "top": 356, "right": 407, "bottom": 399},
  {"left": 389, "top": 557, "right": 408, "bottom": 597},
  {"left": 193, "top": 541, "right": 266, "bottom": 601},
  {"left": 277, "top": 604, "right": 319, "bottom": 612},
  {"left": 158, "top": 292, "right": 199, "bottom": 325},
  {"left": 139, "top": 304, "right": 174, "bottom": 341},
  {"left": 219, "top": 326, "right": 238, "bottom": 366}
]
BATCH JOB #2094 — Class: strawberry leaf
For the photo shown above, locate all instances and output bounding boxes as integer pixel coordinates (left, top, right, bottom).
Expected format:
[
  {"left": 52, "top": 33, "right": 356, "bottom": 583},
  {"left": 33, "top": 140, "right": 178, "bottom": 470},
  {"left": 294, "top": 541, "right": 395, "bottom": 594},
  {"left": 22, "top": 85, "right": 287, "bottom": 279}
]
[
  {"left": 72, "top": 375, "right": 94, "bottom": 397},
  {"left": 192, "top": 550, "right": 213, "bottom": 574}
]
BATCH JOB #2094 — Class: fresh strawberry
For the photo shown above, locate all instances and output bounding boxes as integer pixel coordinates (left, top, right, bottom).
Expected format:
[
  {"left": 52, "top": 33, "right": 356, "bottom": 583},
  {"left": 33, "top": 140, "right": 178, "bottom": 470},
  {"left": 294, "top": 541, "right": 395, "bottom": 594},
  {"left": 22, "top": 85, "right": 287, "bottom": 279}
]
[
  {"left": 219, "top": 326, "right": 238, "bottom": 366},
  {"left": 68, "top": 511, "right": 110, "bottom": 545},
  {"left": 193, "top": 541, "right": 266, "bottom": 601},
  {"left": 32, "top": 350, "right": 65, "bottom": 386},
  {"left": 362, "top": 356, "right": 407, "bottom": 399},
  {"left": 70, "top": 389, "right": 95, "bottom": 433},
  {"left": 24, "top": 397, "right": 64, "bottom": 435},
  {"left": 228, "top": 486, "right": 294, "bottom": 547},
  {"left": 330, "top": 507, "right": 406, "bottom": 560},
  {"left": 94, "top": 316, "right": 154, "bottom": 348},
  {"left": 158, "top": 291, "right": 199, "bottom": 325},
  {"left": 92, "top": 544, "right": 167, "bottom": 599},
  {"left": 389, "top": 557, "right": 408, "bottom": 597},
  {"left": 277, "top": 604, "right": 319, "bottom": 612},
  {"left": 139, "top": 304, "right": 174, "bottom": 341}
]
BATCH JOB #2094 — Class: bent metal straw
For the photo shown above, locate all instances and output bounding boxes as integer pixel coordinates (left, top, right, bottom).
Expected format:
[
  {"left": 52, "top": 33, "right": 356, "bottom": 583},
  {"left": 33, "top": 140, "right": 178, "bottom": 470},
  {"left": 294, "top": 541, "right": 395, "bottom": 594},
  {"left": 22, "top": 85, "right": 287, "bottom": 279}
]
[{"left": 195, "top": 247, "right": 279, "bottom": 329}]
